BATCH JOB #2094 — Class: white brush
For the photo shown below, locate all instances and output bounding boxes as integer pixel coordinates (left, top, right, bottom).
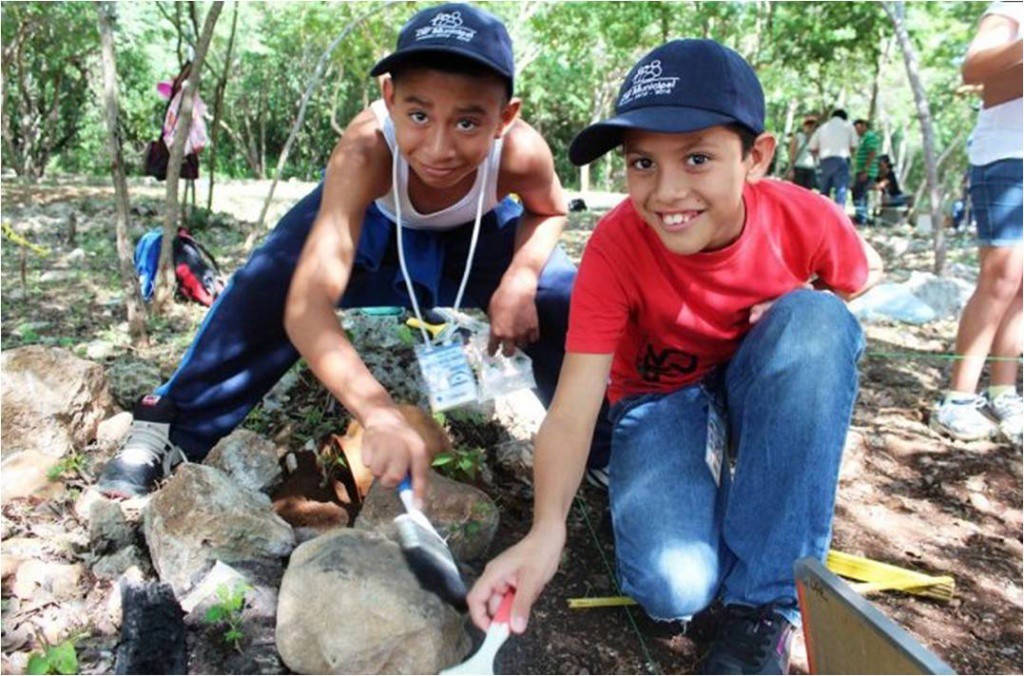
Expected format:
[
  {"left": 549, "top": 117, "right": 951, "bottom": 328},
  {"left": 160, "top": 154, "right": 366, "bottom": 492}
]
[{"left": 440, "top": 591, "right": 515, "bottom": 675}]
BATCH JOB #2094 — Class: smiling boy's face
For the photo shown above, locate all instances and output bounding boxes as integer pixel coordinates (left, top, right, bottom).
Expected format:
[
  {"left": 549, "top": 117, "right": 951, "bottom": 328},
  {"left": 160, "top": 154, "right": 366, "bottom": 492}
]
[
  {"left": 383, "top": 68, "right": 519, "bottom": 192},
  {"left": 622, "top": 125, "right": 775, "bottom": 255}
]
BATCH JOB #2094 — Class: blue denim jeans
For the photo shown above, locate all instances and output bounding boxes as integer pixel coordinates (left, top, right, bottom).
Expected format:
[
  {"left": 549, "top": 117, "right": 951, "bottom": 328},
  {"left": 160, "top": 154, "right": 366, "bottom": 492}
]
[
  {"left": 819, "top": 157, "right": 851, "bottom": 207},
  {"left": 607, "top": 290, "right": 865, "bottom": 626}
]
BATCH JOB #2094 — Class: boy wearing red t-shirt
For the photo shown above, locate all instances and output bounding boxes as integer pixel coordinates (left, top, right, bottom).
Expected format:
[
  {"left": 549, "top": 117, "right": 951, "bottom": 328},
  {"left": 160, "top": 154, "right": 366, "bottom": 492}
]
[{"left": 468, "top": 40, "right": 882, "bottom": 674}]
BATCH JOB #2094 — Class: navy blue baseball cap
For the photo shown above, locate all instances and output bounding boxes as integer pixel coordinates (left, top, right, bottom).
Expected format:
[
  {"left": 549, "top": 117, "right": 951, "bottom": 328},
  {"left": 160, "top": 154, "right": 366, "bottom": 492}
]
[
  {"left": 569, "top": 39, "right": 765, "bottom": 166},
  {"left": 370, "top": 3, "right": 515, "bottom": 95}
]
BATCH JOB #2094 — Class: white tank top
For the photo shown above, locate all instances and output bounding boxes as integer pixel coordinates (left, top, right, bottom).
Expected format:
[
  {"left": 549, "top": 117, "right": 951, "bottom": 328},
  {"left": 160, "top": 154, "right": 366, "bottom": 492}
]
[
  {"left": 371, "top": 99, "right": 504, "bottom": 230},
  {"left": 968, "top": 2, "right": 1023, "bottom": 166}
]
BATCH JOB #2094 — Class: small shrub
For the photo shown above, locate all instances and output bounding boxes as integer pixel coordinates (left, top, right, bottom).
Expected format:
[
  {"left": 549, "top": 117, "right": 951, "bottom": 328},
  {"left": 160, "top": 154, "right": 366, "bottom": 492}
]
[
  {"left": 203, "top": 581, "right": 251, "bottom": 651},
  {"left": 27, "top": 640, "right": 78, "bottom": 675}
]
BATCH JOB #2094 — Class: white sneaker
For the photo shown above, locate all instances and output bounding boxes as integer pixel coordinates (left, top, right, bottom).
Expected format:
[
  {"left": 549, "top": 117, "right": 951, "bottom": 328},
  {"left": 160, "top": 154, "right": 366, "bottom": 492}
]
[
  {"left": 987, "top": 391, "right": 1023, "bottom": 446},
  {"left": 930, "top": 395, "right": 998, "bottom": 441}
]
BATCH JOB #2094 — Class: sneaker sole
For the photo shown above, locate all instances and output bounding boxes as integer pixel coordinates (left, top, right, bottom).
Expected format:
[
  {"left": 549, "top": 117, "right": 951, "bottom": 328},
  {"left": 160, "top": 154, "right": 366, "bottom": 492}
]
[{"left": 97, "top": 479, "right": 151, "bottom": 500}]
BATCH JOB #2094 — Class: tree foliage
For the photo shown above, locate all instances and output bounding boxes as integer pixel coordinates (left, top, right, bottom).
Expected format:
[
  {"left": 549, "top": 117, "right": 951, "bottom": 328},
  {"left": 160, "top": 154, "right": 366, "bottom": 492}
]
[{"left": 1, "top": 1, "right": 981, "bottom": 198}]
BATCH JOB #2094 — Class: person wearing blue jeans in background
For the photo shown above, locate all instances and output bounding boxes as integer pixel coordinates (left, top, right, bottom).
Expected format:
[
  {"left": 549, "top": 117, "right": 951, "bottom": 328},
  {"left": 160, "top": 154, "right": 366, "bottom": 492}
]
[
  {"left": 99, "top": 3, "right": 611, "bottom": 502},
  {"left": 468, "top": 40, "right": 882, "bottom": 675},
  {"left": 808, "top": 109, "right": 859, "bottom": 207},
  {"left": 932, "top": 1, "right": 1023, "bottom": 445}
]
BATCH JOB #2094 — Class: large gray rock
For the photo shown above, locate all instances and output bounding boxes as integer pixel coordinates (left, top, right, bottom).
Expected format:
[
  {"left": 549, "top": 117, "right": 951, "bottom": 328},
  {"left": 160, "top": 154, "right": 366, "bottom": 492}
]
[
  {"left": 276, "top": 529, "right": 469, "bottom": 674},
  {"left": 143, "top": 464, "right": 295, "bottom": 596},
  {"left": 905, "top": 271, "right": 974, "bottom": 320},
  {"left": 1, "top": 346, "right": 113, "bottom": 457},
  {"left": 205, "top": 429, "right": 282, "bottom": 494},
  {"left": 356, "top": 471, "right": 499, "bottom": 562}
]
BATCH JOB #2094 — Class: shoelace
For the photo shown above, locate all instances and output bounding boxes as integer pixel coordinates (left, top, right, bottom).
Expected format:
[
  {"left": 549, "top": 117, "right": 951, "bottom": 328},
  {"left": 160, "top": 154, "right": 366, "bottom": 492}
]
[{"left": 120, "top": 422, "right": 186, "bottom": 470}]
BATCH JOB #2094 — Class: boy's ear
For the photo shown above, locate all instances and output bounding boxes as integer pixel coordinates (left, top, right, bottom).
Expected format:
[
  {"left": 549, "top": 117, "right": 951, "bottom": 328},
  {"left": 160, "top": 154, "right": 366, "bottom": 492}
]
[
  {"left": 496, "top": 97, "right": 522, "bottom": 138},
  {"left": 745, "top": 133, "right": 777, "bottom": 184},
  {"left": 380, "top": 74, "right": 395, "bottom": 111}
]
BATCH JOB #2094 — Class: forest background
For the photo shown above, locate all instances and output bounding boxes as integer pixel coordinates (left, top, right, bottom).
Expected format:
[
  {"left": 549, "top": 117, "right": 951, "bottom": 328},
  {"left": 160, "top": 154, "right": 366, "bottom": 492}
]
[{"left": 2, "top": 0, "right": 983, "bottom": 204}]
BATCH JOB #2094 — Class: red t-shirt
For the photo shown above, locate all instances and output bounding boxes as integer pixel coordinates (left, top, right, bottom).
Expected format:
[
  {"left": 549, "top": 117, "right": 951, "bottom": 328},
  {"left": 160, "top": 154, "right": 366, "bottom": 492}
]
[{"left": 566, "top": 179, "right": 868, "bottom": 404}]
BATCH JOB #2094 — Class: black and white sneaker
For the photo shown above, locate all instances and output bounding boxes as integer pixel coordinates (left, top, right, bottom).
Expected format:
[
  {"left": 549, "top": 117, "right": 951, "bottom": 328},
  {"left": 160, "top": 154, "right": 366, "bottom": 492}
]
[
  {"left": 700, "top": 602, "right": 795, "bottom": 674},
  {"left": 97, "top": 395, "right": 187, "bottom": 499}
]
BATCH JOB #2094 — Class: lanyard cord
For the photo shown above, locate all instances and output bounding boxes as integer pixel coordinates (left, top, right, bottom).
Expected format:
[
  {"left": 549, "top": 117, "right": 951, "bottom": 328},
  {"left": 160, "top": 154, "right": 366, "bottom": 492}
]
[{"left": 394, "top": 152, "right": 489, "bottom": 347}]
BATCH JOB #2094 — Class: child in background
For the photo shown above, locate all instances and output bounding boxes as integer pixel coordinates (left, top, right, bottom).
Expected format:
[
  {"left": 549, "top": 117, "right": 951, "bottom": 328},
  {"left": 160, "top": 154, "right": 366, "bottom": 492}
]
[{"left": 468, "top": 39, "right": 882, "bottom": 675}]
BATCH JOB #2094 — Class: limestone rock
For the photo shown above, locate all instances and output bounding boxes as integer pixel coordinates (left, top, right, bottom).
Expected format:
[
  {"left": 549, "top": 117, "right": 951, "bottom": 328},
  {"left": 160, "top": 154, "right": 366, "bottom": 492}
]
[
  {"left": 276, "top": 529, "right": 469, "bottom": 674},
  {"left": 143, "top": 464, "right": 295, "bottom": 596},
  {"left": 1, "top": 346, "right": 113, "bottom": 457},
  {"left": 205, "top": 429, "right": 282, "bottom": 494},
  {"left": 356, "top": 470, "right": 499, "bottom": 562},
  {"left": 106, "top": 358, "right": 163, "bottom": 410}
]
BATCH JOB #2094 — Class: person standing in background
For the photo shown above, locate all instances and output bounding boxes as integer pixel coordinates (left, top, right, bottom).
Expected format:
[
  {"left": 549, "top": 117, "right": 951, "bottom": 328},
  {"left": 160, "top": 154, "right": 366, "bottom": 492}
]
[
  {"left": 932, "top": 1, "right": 1022, "bottom": 445},
  {"left": 787, "top": 116, "right": 819, "bottom": 190},
  {"left": 851, "top": 118, "right": 880, "bottom": 225},
  {"left": 808, "top": 109, "right": 859, "bottom": 207}
]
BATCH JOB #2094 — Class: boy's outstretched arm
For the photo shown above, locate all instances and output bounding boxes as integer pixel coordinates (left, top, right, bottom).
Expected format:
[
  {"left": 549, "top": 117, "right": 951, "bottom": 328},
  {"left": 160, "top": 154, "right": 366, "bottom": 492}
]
[
  {"left": 467, "top": 352, "right": 613, "bottom": 633},
  {"left": 488, "top": 121, "right": 568, "bottom": 356},
  {"left": 284, "top": 111, "right": 432, "bottom": 504}
]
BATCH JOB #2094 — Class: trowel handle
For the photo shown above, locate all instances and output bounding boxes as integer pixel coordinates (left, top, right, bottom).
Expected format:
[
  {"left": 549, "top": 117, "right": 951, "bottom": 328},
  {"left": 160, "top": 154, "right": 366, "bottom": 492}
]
[
  {"left": 493, "top": 590, "right": 515, "bottom": 625},
  {"left": 398, "top": 476, "right": 415, "bottom": 512}
]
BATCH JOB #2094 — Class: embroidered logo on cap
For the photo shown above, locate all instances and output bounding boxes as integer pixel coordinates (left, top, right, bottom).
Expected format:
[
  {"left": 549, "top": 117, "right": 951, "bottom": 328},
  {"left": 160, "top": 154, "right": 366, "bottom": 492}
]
[
  {"left": 416, "top": 10, "right": 477, "bottom": 43},
  {"left": 619, "top": 59, "right": 680, "bottom": 106}
]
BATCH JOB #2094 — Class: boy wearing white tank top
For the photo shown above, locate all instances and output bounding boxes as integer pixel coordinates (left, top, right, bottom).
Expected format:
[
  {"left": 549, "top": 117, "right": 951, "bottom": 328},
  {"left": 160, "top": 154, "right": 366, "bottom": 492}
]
[{"left": 99, "top": 4, "right": 611, "bottom": 502}]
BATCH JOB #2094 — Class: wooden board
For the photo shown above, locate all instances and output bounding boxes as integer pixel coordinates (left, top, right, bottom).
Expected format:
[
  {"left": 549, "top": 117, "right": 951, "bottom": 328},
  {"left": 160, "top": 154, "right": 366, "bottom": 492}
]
[{"left": 795, "top": 557, "right": 955, "bottom": 675}]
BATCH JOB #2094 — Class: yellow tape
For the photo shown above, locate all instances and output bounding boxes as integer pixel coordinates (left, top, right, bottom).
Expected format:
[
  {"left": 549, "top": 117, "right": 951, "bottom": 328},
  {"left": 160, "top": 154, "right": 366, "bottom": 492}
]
[
  {"left": 567, "top": 550, "right": 955, "bottom": 609},
  {"left": 567, "top": 596, "right": 637, "bottom": 609},
  {"left": 825, "top": 550, "right": 954, "bottom": 602},
  {"left": 405, "top": 317, "right": 448, "bottom": 339},
  {"left": 2, "top": 222, "right": 49, "bottom": 256}
]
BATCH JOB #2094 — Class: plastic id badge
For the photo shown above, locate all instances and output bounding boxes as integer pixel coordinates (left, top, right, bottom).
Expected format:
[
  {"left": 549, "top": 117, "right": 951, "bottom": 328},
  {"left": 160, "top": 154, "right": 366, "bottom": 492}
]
[
  {"left": 705, "top": 404, "right": 726, "bottom": 486},
  {"left": 415, "top": 342, "right": 478, "bottom": 412}
]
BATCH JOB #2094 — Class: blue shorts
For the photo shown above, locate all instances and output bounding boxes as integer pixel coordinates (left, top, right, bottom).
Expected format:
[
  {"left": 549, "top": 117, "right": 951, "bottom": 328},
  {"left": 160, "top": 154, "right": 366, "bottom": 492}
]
[{"left": 970, "top": 159, "right": 1023, "bottom": 247}]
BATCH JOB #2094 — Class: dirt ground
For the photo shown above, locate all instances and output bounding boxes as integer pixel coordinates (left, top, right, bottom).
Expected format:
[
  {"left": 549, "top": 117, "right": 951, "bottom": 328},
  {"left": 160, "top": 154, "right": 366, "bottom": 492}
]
[{"left": 1, "top": 177, "right": 1021, "bottom": 674}]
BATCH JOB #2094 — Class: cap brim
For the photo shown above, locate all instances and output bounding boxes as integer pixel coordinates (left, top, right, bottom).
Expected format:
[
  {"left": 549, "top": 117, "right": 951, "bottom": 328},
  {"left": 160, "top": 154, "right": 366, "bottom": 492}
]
[
  {"left": 568, "top": 107, "right": 740, "bottom": 166},
  {"left": 370, "top": 46, "right": 513, "bottom": 83}
]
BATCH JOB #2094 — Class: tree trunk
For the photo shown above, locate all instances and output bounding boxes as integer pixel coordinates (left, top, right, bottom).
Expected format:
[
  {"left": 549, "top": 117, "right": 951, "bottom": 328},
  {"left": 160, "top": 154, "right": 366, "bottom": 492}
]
[
  {"left": 154, "top": 1, "right": 224, "bottom": 312},
  {"left": 97, "top": 2, "right": 148, "bottom": 346},
  {"left": 247, "top": 1, "right": 395, "bottom": 249},
  {"left": 868, "top": 36, "right": 894, "bottom": 123},
  {"left": 885, "top": 1, "right": 946, "bottom": 275},
  {"left": 206, "top": 1, "right": 239, "bottom": 212}
]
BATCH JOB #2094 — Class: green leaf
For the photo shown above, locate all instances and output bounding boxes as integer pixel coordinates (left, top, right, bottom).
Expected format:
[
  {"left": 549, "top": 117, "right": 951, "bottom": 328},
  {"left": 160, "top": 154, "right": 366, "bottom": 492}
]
[
  {"left": 431, "top": 454, "right": 455, "bottom": 467},
  {"left": 50, "top": 643, "right": 77, "bottom": 675},
  {"left": 205, "top": 605, "right": 227, "bottom": 623},
  {"left": 26, "top": 655, "right": 48, "bottom": 675}
]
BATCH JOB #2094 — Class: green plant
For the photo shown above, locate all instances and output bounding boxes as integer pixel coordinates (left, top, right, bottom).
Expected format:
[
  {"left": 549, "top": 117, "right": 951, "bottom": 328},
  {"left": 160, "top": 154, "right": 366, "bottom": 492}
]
[
  {"left": 431, "top": 446, "right": 486, "bottom": 482},
  {"left": 203, "top": 581, "right": 251, "bottom": 651},
  {"left": 46, "top": 451, "right": 86, "bottom": 481},
  {"left": 26, "top": 639, "right": 78, "bottom": 675}
]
